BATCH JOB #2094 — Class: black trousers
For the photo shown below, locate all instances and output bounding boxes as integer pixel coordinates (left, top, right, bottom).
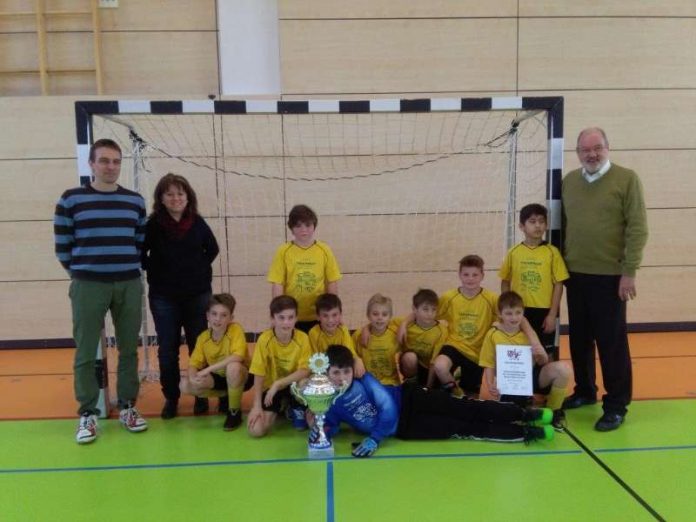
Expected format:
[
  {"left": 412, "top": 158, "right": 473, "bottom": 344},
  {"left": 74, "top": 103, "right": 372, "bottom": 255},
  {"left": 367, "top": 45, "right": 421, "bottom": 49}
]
[
  {"left": 565, "top": 273, "right": 632, "bottom": 415},
  {"left": 396, "top": 383, "right": 528, "bottom": 441}
]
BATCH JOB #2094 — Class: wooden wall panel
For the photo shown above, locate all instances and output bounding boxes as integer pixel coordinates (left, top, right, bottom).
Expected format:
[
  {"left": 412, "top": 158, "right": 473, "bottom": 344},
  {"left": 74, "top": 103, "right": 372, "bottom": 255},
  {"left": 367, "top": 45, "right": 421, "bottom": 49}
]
[
  {"left": 0, "top": 222, "right": 63, "bottom": 281},
  {"left": 519, "top": 18, "right": 696, "bottom": 90},
  {"left": 641, "top": 209, "right": 696, "bottom": 267},
  {"left": 279, "top": 0, "right": 518, "bottom": 19},
  {"left": 599, "top": 150, "right": 696, "bottom": 210},
  {"left": 626, "top": 266, "right": 696, "bottom": 323},
  {"left": 520, "top": 1, "right": 696, "bottom": 17},
  {"left": 526, "top": 90, "right": 696, "bottom": 151},
  {"left": 0, "top": 159, "right": 76, "bottom": 221},
  {"left": 0, "top": 0, "right": 216, "bottom": 32},
  {"left": 0, "top": 97, "right": 79, "bottom": 158},
  {"left": 0, "top": 281, "right": 72, "bottom": 339},
  {"left": 101, "top": 32, "right": 219, "bottom": 95},
  {"left": 280, "top": 19, "right": 518, "bottom": 93},
  {"left": 98, "top": 0, "right": 216, "bottom": 31}
]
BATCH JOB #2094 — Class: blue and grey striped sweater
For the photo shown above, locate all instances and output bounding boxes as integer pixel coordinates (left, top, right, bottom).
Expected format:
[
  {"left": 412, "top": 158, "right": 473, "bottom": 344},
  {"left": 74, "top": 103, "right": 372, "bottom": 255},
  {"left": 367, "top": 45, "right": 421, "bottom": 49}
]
[{"left": 54, "top": 185, "right": 146, "bottom": 281}]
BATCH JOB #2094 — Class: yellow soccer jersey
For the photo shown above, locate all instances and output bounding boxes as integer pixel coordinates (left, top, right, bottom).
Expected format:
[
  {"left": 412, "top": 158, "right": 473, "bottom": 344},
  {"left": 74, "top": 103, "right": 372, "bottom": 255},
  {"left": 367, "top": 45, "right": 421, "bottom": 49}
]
[
  {"left": 249, "top": 329, "right": 311, "bottom": 390},
  {"left": 392, "top": 317, "right": 448, "bottom": 369},
  {"left": 498, "top": 243, "right": 569, "bottom": 309},
  {"left": 479, "top": 327, "right": 530, "bottom": 368},
  {"left": 189, "top": 323, "right": 248, "bottom": 376},
  {"left": 437, "top": 288, "right": 499, "bottom": 363},
  {"left": 352, "top": 325, "right": 400, "bottom": 386},
  {"left": 308, "top": 324, "right": 357, "bottom": 356},
  {"left": 267, "top": 240, "right": 342, "bottom": 321}
]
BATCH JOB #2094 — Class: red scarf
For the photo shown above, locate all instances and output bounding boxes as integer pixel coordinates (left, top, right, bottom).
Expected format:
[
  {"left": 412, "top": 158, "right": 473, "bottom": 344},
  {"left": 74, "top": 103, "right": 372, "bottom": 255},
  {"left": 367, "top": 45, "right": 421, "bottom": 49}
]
[{"left": 157, "top": 210, "right": 194, "bottom": 240}]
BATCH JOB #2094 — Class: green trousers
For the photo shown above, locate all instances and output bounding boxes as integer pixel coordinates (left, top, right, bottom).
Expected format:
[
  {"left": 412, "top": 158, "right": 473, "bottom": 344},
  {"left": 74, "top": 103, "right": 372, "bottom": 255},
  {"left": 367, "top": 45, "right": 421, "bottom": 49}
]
[{"left": 70, "top": 278, "right": 142, "bottom": 415}]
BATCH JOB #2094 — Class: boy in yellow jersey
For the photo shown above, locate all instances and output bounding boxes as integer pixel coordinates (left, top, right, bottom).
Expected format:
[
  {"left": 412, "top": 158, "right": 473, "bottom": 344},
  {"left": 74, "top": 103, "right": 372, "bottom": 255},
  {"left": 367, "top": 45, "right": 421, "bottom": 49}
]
[
  {"left": 431, "top": 255, "right": 544, "bottom": 399},
  {"left": 480, "top": 291, "right": 571, "bottom": 429},
  {"left": 499, "top": 204, "right": 569, "bottom": 361},
  {"left": 353, "top": 294, "right": 401, "bottom": 405},
  {"left": 308, "top": 293, "right": 367, "bottom": 376},
  {"left": 267, "top": 204, "right": 342, "bottom": 333},
  {"left": 247, "top": 295, "right": 312, "bottom": 437},
  {"left": 179, "top": 294, "right": 251, "bottom": 431},
  {"left": 392, "top": 289, "right": 448, "bottom": 387}
]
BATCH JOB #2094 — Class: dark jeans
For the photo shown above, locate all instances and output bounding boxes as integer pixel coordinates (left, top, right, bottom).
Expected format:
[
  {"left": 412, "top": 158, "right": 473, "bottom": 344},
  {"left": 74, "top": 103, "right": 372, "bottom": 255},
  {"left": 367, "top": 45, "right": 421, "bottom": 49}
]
[
  {"left": 566, "top": 273, "right": 632, "bottom": 415},
  {"left": 149, "top": 291, "right": 211, "bottom": 401}
]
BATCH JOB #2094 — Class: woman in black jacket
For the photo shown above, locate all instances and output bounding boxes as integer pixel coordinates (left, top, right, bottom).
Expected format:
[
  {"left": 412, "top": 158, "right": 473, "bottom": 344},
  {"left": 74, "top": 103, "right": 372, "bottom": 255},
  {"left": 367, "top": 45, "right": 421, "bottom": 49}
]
[{"left": 142, "top": 173, "right": 219, "bottom": 419}]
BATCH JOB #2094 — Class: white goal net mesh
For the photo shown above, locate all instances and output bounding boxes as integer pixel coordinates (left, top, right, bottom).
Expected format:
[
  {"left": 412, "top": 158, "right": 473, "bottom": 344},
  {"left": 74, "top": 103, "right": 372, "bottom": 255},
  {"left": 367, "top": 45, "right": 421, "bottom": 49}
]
[{"left": 92, "top": 108, "right": 549, "bottom": 338}]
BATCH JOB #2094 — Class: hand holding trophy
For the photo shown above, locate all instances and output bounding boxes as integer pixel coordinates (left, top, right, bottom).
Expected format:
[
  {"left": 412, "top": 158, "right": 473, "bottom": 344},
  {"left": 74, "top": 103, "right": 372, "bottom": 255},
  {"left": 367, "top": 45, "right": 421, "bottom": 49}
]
[{"left": 291, "top": 353, "right": 347, "bottom": 458}]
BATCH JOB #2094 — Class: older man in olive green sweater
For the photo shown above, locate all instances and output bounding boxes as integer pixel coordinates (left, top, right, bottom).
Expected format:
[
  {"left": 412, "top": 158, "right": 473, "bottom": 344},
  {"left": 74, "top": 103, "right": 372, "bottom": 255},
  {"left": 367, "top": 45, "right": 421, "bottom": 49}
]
[{"left": 561, "top": 127, "right": 648, "bottom": 432}]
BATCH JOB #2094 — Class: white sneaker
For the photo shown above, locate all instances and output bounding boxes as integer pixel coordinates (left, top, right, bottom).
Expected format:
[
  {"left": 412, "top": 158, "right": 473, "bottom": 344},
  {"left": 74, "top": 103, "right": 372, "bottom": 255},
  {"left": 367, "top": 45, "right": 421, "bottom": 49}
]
[
  {"left": 119, "top": 405, "right": 148, "bottom": 433},
  {"left": 76, "top": 413, "right": 98, "bottom": 444}
]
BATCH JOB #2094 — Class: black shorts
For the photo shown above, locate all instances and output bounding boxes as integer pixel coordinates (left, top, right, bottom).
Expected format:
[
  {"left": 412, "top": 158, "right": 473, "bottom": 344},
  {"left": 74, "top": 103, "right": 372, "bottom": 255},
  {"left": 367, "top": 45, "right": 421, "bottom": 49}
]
[
  {"left": 261, "top": 387, "right": 304, "bottom": 414},
  {"left": 524, "top": 307, "right": 558, "bottom": 361},
  {"left": 437, "top": 345, "right": 483, "bottom": 394},
  {"left": 398, "top": 352, "right": 430, "bottom": 386},
  {"left": 211, "top": 371, "right": 254, "bottom": 392}
]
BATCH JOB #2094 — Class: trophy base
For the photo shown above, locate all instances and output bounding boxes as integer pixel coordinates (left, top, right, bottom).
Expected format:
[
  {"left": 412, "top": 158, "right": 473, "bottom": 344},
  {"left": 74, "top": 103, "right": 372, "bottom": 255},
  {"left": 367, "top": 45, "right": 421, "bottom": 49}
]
[{"left": 308, "top": 444, "right": 335, "bottom": 459}]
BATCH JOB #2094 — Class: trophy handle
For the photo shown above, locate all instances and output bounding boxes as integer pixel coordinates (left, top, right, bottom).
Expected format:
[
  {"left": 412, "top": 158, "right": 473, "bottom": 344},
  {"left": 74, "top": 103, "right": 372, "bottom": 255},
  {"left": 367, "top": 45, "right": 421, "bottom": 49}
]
[
  {"left": 331, "top": 382, "right": 349, "bottom": 405},
  {"left": 290, "top": 381, "right": 308, "bottom": 406}
]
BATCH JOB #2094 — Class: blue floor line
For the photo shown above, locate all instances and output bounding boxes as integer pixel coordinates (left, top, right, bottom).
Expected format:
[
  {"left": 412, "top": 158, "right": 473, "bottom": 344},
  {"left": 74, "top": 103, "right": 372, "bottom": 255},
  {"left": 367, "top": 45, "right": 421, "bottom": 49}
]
[
  {"left": 326, "top": 461, "right": 334, "bottom": 522},
  {"left": 595, "top": 444, "right": 696, "bottom": 454},
  {"left": 2, "top": 443, "right": 694, "bottom": 475}
]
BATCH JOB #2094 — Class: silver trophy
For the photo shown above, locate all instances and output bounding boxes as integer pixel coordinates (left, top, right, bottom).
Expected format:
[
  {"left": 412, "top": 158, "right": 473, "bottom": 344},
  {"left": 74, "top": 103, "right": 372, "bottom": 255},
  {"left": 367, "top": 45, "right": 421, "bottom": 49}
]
[{"left": 291, "top": 353, "right": 347, "bottom": 458}]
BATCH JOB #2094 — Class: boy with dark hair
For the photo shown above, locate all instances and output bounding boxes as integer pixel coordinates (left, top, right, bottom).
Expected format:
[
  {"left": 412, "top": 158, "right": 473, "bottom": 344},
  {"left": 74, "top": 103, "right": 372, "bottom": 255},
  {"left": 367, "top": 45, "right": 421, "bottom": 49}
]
[
  {"left": 480, "top": 291, "right": 570, "bottom": 429},
  {"left": 499, "top": 203, "right": 569, "bottom": 360},
  {"left": 179, "top": 293, "right": 251, "bottom": 431},
  {"left": 247, "top": 295, "right": 311, "bottom": 437},
  {"left": 308, "top": 293, "right": 366, "bottom": 376},
  {"left": 267, "top": 204, "right": 342, "bottom": 333},
  {"left": 393, "top": 289, "right": 448, "bottom": 386},
  {"left": 319, "top": 345, "right": 554, "bottom": 458}
]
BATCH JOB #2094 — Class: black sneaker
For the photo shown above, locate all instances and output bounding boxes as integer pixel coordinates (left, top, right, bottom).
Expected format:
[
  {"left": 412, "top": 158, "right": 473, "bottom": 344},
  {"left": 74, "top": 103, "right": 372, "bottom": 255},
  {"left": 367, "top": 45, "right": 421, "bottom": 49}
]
[
  {"left": 223, "top": 409, "right": 242, "bottom": 431},
  {"left": 523, "top": 407, "right": 553, "bottom": 425},
  {"left": 161, "top": 399, "right": 178, "bottom": 420},
  {"left": 551, "top": 409, "right": 567, "bottom": 432},
  {"left": 217, "top": 396, "right": 229, "bottom": 414},
  {"left": 193, "top": 397, "right": 209, "bottom": 415},
  {"left": 524, "top": 425, "right": 554, "bottom": 444}
]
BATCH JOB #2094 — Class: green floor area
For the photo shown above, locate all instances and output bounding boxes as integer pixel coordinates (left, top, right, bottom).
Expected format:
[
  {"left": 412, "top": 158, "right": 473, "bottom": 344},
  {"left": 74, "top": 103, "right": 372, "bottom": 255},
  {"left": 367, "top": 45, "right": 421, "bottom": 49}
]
[{"left": 1, "top": 399, "right": 695, "bottom": 521}]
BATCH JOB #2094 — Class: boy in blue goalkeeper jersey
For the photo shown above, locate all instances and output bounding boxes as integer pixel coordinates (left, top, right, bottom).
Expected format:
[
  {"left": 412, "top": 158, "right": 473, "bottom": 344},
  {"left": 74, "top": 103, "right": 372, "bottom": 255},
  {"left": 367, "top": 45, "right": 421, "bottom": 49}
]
[{"left": 319, "top": 345, "right": 556, "bottom": 457}]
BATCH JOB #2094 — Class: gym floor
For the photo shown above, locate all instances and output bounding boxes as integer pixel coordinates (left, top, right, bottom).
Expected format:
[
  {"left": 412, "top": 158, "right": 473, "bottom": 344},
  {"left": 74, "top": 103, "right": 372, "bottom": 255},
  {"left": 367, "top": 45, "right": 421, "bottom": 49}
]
[{"left": 1, "top": 332, "right": 695, "bottom": 521}]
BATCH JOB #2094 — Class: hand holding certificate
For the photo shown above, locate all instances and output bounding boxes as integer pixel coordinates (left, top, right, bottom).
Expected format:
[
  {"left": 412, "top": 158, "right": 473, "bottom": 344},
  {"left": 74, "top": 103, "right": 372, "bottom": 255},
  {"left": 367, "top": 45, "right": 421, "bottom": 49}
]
[{"left": 495, "top": 344, "right": 533, "bottom": 396}]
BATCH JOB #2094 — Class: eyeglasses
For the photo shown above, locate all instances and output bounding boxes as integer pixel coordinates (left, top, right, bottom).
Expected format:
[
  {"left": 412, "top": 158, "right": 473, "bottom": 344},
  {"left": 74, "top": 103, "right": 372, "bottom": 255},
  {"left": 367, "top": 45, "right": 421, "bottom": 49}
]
[{"left": 577, "top": 145, "right": 606, "bottom": 155}]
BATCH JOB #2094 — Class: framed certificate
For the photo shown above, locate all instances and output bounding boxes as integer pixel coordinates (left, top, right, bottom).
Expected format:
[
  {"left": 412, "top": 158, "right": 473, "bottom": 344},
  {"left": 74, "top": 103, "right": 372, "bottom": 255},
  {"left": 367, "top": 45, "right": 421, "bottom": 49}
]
[{"left": 495, "top": 344, "right": 533, "bottom": 396}]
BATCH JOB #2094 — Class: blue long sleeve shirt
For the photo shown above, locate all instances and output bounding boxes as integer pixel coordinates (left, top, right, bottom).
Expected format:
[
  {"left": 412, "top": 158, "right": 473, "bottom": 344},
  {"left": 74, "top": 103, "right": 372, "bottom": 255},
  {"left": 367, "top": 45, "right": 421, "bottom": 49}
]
[{"left": 324, "top": 373, "right": 399, "bottom": 443}]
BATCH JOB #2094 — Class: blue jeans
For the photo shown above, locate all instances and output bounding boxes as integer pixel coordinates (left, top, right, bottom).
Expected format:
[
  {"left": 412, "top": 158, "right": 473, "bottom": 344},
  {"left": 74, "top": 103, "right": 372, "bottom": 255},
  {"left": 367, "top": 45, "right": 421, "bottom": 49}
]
[{"left": 149, "top": 291, "right": 210, "bottom": 400}]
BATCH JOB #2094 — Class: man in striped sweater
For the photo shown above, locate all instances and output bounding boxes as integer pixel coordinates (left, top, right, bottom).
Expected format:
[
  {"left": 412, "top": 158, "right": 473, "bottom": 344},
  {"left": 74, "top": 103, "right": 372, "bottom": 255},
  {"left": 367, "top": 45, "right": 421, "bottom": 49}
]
[{"left": 54, "top": 138, "right": 148, "bottom": 444}]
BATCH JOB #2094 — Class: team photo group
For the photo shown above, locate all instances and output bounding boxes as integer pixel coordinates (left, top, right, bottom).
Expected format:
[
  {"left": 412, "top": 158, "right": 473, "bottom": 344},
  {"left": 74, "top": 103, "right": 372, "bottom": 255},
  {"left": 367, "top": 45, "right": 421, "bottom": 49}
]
[{"left": 54, "top": 126, "right": 648, "bottom": 456}]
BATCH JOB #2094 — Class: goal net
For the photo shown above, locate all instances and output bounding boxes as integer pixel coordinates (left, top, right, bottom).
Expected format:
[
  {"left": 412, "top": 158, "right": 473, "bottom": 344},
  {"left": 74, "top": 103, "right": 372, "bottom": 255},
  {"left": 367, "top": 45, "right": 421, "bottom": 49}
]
[{"left": 75, "top": 97, "right": 563, "bottom": 409}]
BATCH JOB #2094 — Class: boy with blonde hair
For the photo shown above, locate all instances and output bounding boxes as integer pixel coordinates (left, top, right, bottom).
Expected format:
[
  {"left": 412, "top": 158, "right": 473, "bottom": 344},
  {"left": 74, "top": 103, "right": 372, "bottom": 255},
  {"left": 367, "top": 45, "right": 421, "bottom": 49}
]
[
  {"left": 180, "top": 293, "right": 251, "bottom": 431},
  {"left": 480, "top": 291, "right": 570, "bottom": 429},
  {"left": 247, "top": 295, "right": 311, "bottom": 437},
  {"left": 267, "top": 204, "right": 341, "bottom": 333},
  {"left": 353, "top": 293, "right": 401, "bottom": 404},
  {"left": 499, "top": 203, "right": 569, "bottom": 360}
]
